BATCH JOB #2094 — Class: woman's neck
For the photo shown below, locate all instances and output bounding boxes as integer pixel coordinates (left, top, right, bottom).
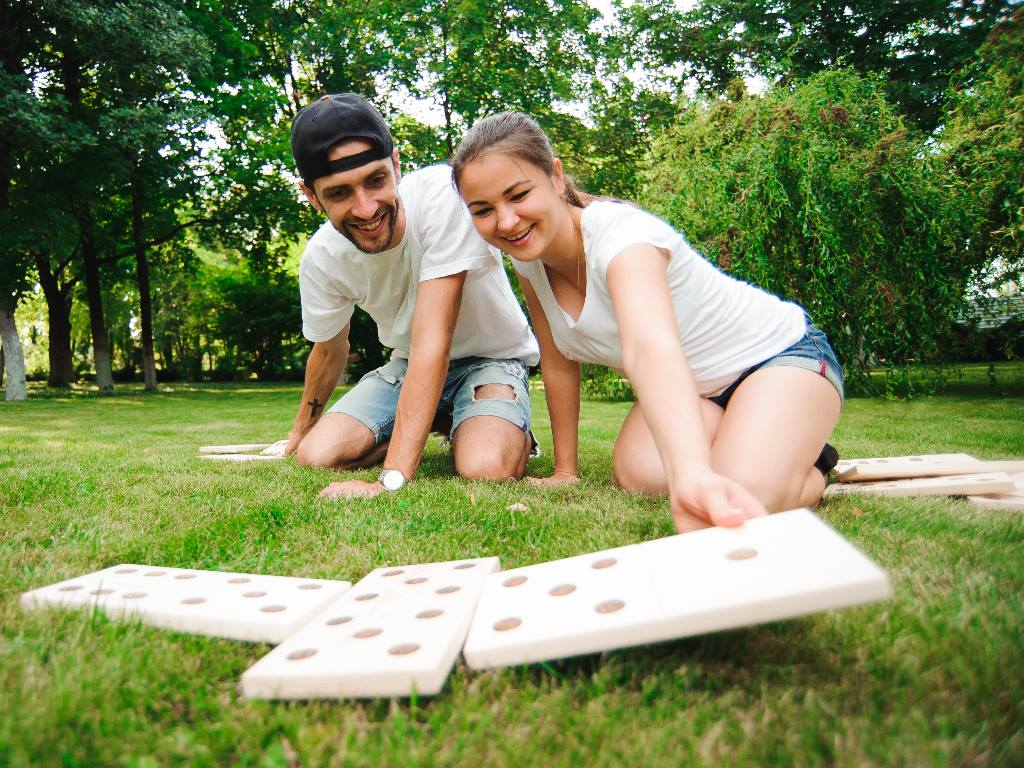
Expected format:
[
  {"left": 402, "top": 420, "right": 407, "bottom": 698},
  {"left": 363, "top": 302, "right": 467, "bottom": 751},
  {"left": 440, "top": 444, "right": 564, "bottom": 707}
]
[{"left": 541, "top": 204, "right": 585, "bottom": 288}]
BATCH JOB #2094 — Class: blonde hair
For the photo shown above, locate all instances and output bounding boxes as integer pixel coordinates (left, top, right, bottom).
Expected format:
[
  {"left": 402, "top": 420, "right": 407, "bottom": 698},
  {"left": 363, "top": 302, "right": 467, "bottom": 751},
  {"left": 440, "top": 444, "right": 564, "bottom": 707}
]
[{"left": 451, "top": 112, "right": 594, "bottom": 207}]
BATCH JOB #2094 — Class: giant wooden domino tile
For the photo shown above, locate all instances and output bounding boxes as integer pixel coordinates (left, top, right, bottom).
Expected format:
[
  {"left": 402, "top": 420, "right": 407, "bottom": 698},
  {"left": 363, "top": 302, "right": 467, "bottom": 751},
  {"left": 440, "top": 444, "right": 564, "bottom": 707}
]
[
  {"left": 824, "top": 472, "right": 1016, "bottom": 498},
  {"left": 462, "top": 509, "right": 891, "bottom": 670},
  {"left": 240, "top": 556, "right": 500, "bottom": 699},
  {"left": 835, "top": 453, "right": 1024, "bottom": 482},
  {"left": 968, "top": 473, "right": 1024, "bottom": 512},
  {"left": 835, "top": 453, "right": 980, "bottom": 481},
  {"left": 20, "top": 564, "right": 351, "bottom": 643},
  {"left": 199, "top": 440, "right": 288, "bottom": 462}
]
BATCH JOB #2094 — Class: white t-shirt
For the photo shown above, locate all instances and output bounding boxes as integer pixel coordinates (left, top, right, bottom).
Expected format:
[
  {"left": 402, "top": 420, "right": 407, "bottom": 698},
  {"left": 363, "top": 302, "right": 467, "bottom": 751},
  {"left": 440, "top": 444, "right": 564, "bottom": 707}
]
[
  {"left": 299, "top": 164, "right": 539, "bottom": 365},
  {"left": 511, "top": 201, "right": 806, "bottom": 395}
]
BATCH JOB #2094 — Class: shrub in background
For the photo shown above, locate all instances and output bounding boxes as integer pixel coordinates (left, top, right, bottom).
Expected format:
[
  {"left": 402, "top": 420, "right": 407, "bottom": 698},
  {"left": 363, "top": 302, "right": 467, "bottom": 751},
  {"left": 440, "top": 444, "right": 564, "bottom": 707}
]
[
  {"left": 940, "top": 10, "right": 1023, "bottom": 302},
  {"left": 640, "top": 69, "right": 975, "bottom": 394}
]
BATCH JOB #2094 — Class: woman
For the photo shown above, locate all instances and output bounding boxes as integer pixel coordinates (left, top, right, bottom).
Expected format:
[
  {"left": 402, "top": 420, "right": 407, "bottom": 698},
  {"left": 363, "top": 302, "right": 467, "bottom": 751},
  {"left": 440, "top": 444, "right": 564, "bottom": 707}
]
[{"left": 451, "top": 113, "right": 843, "bottom": 533}]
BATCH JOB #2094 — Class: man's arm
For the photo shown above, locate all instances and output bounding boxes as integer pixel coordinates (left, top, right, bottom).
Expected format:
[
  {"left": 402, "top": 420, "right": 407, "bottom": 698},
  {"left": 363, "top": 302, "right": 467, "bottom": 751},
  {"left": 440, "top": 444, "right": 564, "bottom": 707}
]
[
  {"left": 319, "top": 274, "right": 464, "bottom": 498},
  {"left": 285, "top": 324, "right": 350, "bottom": 455},
  {"left": 383, "top": 272, "right": 465, "bottom": 479}
]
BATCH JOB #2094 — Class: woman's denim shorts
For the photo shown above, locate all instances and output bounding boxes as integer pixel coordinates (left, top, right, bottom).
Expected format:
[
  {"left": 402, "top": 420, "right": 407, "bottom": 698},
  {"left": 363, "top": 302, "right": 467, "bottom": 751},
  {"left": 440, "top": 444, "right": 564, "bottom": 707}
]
[{"left": 708, "top": 320, "right": 844, "bottom": 410}]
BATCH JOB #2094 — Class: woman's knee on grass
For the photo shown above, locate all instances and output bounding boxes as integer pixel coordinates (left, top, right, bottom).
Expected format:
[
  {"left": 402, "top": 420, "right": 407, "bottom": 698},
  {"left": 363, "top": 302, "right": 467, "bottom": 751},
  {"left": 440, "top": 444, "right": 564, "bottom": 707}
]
[
  {"left": 716, "top": 461, "right": 805, "bottom": 514},
  {"left": 613, "top": 448, "right": 668, "bottom": 494}
]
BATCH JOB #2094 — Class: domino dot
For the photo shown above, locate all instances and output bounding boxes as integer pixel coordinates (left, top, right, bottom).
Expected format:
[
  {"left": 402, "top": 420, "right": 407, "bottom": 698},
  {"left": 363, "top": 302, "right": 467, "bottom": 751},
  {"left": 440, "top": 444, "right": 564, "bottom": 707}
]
[
  {"left": 435, "top": 586, "right": 460, "bottom": 594},
  {"left": 595, "top": 600, "right": 625, "bottom": 614},
  {"left": 503, "top": 576, "right": 527, "bottom": 587},
  {"left": 115, "top": 568, "right": 138, "bottom": 574},
  {"left": 243, "top": 591, "right": 267, "bottom": 598},
  {"left": 549, "top": 584, "right": 576, "bottom": 596},
  {"left": 298, "top": 584, "right": 322, "bottom": 590},
  {"left": 382, "top": 569, "right": 404, "bottom": 577},
  {"left": 228, "top": 578, "right": 250, "bottom": 584},
  {"left": 354, "top": 628, "right": 382, "bottom": 639},
  {"left": 174, "top": 574, "right": 196, "bottom": 580},
  {"left": 493, "top": 617, "right": 522, "bottom": 631},
  {"left": 726, "top": 548, "right": 758, "bottom": 561},
  {"left": 261, "top": 605, "right": 287, "bottom": 613},
  {"left": 144, "top": 571, "right": 166, "bottom": 577},
  {"left": 59, "top": 585, "right": 83, "bottom": 592},
  {"left": 389, "top": 643, "right": 420, "bottom": 655},
  {"left": 326, "top": 616, "right": 353, "bottom": 626},
  {"left": 122, "top": 592, "right": 146, "bottom": 599},
  {"left": 287, "top": 648, "right": 317, "bottom": 661},
  {"left": 89, "top": 589, "right": 114, "bottom": 596},
  {"left": 454, "top": 563, "right": 476, "bottom": 570},
  {"left": 355, "top": 593, "right": 378, "bottom": 601},
  {"left": 181, "top": 597, "right": 206, "bottom": 605},
  {"left": 405, "top": 577, "right": 428, "bottom": 585},
  {"left": 591, "top": 558, "right": 617, "bottom": 569},
  {"left": 417, "top": 609, "right": 443, "bottom": 619}
]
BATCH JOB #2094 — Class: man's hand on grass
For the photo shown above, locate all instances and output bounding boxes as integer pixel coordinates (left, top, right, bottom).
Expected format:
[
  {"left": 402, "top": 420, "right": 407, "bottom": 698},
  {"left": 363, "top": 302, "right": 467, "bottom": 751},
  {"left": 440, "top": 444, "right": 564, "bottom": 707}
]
[
  {"left": 527, "top": 470, "right": 580, "bottom": 487},
  {"left": 319, "top": 480, "right": 385, "bottom": 499}
]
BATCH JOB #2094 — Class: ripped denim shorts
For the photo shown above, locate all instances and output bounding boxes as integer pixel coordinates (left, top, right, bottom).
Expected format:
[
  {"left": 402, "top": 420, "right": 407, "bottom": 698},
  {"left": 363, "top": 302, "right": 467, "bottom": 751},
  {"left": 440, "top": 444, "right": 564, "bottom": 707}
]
[{"left": 328, "top": 356, "right": 532, "bottom": 444}]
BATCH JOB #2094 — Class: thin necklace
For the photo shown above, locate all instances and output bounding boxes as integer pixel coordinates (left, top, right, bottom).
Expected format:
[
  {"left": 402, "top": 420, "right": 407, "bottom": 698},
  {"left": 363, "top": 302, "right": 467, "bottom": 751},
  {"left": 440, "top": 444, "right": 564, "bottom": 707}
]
[{"left": 571, "top": 205, "right": 584, "bottom": 294}]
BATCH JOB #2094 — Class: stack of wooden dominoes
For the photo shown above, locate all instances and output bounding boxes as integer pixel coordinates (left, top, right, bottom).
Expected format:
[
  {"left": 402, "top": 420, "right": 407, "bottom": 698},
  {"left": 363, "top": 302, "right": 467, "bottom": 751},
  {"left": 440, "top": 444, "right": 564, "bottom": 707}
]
[
  {"left": 199, "top": 441, "right": 289, "bottom": 462},
  {"left": 20, "top": 509, "right": 891, "bottom": 700},
  {"left": 824, "top": 453, "right": 1024, "bottom": 511}
]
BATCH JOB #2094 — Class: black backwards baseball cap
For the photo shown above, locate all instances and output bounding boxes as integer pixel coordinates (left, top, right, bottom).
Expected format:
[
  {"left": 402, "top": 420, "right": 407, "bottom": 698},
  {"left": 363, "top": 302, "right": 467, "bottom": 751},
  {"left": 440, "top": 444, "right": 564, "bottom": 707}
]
[{"left": 291, "top": 94, "right": 394, "bottom": 184}]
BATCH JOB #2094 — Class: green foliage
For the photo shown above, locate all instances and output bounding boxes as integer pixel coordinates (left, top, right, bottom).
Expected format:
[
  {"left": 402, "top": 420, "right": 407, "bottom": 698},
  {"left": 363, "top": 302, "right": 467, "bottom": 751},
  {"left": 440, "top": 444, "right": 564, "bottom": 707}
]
[
  {"left": 580, "top": 364, "right": 635, "bottom": 401},
  {"left": 640, "top": 69, "right": 976, "bottom": 395},
  {"left": 618, "top": 0, "right": 1017, "bottom": 131},
  {"left": 212, "top": 268, "right": 304, "bottom": 380},
  {"left": 940, "top": 9, "right": 1024, "bottom": 295}
]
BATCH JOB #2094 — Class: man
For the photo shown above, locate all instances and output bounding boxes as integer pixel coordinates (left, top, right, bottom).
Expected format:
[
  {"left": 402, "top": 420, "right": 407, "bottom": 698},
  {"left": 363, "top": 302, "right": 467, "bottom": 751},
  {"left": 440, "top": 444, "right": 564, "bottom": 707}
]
[{"left": 285, "top": 94, "right": 539, "bottom": 499}]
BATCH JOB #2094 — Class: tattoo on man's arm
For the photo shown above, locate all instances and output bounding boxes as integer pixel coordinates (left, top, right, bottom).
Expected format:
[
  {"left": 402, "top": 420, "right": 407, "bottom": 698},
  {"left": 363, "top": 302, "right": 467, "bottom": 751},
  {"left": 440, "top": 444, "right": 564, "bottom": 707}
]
[{"left": 308, "top": 398, "right": 323, "bottom": 418}]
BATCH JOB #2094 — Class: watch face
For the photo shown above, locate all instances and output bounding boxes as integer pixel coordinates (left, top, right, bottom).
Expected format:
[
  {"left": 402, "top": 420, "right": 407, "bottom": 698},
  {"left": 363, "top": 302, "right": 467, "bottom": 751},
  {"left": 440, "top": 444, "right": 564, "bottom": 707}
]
[{"left": 380, "top": 470, "right": 406, "bottom": 491}]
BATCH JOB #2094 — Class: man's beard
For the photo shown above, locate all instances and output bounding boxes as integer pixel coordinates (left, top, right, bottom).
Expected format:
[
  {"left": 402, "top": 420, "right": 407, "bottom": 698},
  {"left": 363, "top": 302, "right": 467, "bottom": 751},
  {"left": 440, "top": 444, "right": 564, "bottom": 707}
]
[{"left": 335, "top": 197, "right": 402, "bottom": 254}]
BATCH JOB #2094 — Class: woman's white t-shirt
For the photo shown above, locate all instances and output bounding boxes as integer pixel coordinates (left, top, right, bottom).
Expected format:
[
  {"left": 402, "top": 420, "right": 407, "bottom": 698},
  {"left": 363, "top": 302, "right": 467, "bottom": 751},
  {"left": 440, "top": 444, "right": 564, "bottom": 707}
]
[
  {"left": 299, "top": 164, "right": 539, "bottom": 365},
  {"left": 510, "top": 200, "right": 806, "bottom": 395}
]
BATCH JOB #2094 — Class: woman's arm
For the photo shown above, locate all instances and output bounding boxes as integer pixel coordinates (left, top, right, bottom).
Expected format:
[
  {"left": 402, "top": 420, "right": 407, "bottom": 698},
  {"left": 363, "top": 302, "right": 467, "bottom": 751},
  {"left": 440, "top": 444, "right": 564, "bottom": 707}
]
[
  {"left": 519, "top": 275, "right": 581, "bottom": 484},
  {"left": 607, "top": 244, "right": 765, "bottom": 528}
]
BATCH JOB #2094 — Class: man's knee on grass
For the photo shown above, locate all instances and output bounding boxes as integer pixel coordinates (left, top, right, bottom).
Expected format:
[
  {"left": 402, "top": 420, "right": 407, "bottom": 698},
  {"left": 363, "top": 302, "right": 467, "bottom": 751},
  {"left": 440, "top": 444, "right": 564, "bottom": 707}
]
[
  {"left": 295, "top": 422, "right": 377, "bottom": 470},
  {"left": 453, "top": 406, "right": 529, "bottom": 481}
]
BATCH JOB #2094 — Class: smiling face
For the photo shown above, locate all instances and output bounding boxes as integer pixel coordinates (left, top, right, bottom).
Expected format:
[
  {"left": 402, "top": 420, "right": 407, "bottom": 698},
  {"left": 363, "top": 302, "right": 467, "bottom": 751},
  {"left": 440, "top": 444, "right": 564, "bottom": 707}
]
[
  {"left": 300, "top": 138, "right": 404, "bottom": 253},
  {"left": 457, "top": 151, "right": 569, "bottom": 262}
]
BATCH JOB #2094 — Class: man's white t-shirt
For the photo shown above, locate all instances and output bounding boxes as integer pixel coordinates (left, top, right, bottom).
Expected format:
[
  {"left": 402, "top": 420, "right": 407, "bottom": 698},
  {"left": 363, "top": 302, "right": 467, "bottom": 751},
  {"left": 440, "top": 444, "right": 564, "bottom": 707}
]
[
  {"left": 511, "top": 201, "right": 806, "bottom": 395},
  {"left": 299, "top": 164, "right": 539, "bottom": 365}
]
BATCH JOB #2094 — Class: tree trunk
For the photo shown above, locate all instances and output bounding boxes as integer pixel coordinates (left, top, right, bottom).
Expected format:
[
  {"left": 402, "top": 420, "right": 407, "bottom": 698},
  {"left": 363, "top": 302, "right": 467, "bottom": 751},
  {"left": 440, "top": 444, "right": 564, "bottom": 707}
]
[
  {"left": 0, "top": 296, "right": 26, "bottom": 400},
  {"left": 80, "top": 223, "right": 115, "bottom": 394},
  {"left": 130, "top": 169, "right": 158, "bottom": 390},
  {"left": 35, "top": 254, "right": 75, "bottom": 387}
]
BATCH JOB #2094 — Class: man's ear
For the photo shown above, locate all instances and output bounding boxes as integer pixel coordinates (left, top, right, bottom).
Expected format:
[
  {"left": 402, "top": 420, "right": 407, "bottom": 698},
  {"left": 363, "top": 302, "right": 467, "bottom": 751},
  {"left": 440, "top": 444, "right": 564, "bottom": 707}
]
[
  {"left": 391, "top": 149, "right": 401, "bottom": 184},
  {"left": 551, "top": 157, "right": 566, "bottom": 195},
  {"left": 299, "top": 179, "right": 321, "bottom": 211}
]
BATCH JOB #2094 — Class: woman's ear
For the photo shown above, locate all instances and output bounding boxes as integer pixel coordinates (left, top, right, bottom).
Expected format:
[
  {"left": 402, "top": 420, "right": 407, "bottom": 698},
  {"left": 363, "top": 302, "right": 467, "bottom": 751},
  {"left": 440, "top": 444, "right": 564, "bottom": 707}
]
[{"left": 552, "top": 158, "right": 565, "bottom": 195}]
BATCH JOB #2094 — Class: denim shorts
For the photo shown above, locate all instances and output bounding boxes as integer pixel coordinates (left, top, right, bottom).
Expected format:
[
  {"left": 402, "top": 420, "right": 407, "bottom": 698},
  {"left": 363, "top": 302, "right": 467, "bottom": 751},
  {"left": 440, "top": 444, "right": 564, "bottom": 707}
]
[
  {"left": 707, "top": 321, "right": 845, "bottom": 410},
  {"left": 329, "top": 356, "right": 532, "bottom": 444}
]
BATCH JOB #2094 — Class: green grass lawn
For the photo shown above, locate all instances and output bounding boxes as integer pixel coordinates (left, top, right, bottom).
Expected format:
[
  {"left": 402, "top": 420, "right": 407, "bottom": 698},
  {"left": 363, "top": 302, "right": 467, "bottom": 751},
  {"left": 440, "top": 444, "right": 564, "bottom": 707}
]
[{"left": 2, "top": 363, "right": 1022, "bottom": 767}]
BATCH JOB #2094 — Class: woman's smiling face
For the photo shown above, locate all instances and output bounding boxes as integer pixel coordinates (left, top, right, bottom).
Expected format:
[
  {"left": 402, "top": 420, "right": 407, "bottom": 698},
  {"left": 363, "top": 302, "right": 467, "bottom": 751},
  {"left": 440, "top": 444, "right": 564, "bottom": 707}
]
[{"left": 457, "top": 151, "right": 566, "bottom": 262}]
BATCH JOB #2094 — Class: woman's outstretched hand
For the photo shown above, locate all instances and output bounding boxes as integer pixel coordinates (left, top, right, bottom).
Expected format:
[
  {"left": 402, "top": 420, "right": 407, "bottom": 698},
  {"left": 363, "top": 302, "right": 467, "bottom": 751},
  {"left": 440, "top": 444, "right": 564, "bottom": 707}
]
[
  {"left": 670, "top": 465, "right": 767, "bottom": 533},
  {"left": 527, "top": 470, "right": 580, "bottom": 487}
]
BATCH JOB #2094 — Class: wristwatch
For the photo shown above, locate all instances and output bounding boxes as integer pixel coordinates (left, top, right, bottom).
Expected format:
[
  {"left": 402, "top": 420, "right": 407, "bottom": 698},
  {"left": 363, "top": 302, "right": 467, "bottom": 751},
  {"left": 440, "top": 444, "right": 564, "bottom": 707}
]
[{"left": 378, "top": 469, "right": 407, "bottom": 492}]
